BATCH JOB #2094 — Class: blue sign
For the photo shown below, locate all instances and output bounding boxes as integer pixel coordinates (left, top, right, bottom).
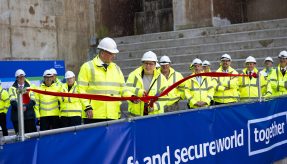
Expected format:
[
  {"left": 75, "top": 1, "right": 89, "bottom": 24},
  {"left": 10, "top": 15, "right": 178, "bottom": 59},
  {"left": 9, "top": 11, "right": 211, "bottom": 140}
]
[{"left": 0, "top": 97, "right": 286, "bottom": 164}]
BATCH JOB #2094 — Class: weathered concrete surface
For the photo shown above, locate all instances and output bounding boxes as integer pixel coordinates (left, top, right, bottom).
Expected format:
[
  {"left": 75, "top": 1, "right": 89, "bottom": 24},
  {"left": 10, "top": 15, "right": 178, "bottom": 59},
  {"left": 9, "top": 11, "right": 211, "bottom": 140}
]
[
  {"left": 212, "top": 0, "right": 244, "bottom": 26},
  {"left": 94, "top": 0, "right": 140, "bottom": 37},
  {"left": 247, "top": 0, "right": 287, "bottom": 22},
  {"left": 0, "top": 0, "right": 92, "bottom": 74},
  {"left": 173, "top": 0, "right": 212, "bottom": 30}
]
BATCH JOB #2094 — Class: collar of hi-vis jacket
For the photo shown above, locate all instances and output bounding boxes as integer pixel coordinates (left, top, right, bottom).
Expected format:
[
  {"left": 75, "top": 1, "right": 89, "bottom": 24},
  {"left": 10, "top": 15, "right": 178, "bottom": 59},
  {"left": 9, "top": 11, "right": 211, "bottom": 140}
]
[
  {"left": 93, "top": 55, "right": 116, "bottom": 67},
  {"left": 190, "top": 72, "right": 207, "bottom": 85},
  {"left": 242, "top": 67, "right": 258, "bottom": 74},
  {"left": 216, "top": 66, "right": 236, "bottom": 73}
]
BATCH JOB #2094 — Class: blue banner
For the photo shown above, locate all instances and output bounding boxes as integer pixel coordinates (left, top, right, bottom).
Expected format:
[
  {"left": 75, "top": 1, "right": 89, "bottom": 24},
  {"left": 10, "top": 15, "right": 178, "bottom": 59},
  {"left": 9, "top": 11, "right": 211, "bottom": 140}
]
[{"left": 0, "top": 97, "right": 286, "bottom": 164}]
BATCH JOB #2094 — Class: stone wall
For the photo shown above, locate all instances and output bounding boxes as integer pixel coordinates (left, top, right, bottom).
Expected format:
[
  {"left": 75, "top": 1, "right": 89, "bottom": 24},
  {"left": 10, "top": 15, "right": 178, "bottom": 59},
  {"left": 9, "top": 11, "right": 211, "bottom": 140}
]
[{"left": 0, "top": 0, "right": 92, "bottom": 74}]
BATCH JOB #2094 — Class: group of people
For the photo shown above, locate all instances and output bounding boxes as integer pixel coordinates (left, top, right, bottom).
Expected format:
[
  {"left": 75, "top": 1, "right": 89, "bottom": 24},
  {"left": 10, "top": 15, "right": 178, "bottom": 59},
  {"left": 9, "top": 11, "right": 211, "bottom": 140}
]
[{"left": 1, "top": 37, "right": 287, "bottom": 136}]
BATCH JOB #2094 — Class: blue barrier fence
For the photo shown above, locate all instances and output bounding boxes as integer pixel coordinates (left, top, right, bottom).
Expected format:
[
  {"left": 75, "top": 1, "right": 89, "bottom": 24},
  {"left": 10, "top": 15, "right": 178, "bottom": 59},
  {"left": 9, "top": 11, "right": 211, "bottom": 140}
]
[{"left": 0, "top": 97, "right": 286, "bottom": 164}]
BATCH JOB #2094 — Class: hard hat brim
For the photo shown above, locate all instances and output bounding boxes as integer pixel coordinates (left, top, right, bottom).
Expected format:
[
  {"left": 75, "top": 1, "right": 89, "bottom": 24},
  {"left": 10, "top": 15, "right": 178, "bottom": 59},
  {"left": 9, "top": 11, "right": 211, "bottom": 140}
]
[{"left": 159, "top": 62, "right": 170, "bottom": 66}]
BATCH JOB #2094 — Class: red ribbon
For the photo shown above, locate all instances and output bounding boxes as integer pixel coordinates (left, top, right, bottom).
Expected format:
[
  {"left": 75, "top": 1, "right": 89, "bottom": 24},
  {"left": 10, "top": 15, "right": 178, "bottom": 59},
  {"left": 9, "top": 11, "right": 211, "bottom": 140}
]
[{"left": 27, "top": 72, "right": 257, "bottom": 106}]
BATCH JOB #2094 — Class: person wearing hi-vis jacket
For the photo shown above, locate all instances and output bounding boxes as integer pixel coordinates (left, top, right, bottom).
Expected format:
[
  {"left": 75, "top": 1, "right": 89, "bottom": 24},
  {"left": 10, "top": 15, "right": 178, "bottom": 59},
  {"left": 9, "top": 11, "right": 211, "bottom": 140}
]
[
  {"left": 212, "top": 54, "right": 239, "bottom": 105},
  {"left": 34, "top": 69, "right": 62, "bottom": 131},
  {"left": 59, "top": 71, "right": 85, "bottom": 127},
  {"left": 9, "top": 69, "right": 37, "bottom": 133},
  {"left": 238, "top": 56, "right": 272, "bottom": 102},
  {"left": 185, "top": 58, "right": 214, "bottom": 109},
  {"left": 125, "top": 51, "right": 169, "bottom": 116}
]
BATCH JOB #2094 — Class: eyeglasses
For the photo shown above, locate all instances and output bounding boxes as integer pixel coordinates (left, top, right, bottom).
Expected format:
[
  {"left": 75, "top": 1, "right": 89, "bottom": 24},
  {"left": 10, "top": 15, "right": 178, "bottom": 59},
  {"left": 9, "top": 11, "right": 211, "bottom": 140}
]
[{"left": 143, "top": 62, "right": 155, "bottom": 66}]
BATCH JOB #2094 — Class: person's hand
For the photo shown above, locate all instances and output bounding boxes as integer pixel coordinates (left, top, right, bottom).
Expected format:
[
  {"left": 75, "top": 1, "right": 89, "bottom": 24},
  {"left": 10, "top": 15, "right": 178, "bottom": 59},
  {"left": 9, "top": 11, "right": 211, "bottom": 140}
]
[
  {"left": 86, "top": 110, "right": 93, "bottom": 119},
  {"left": 85, "top": 105, "right": 93, "bottom": 119},
  {"left": 131, "top": 95, "right": 140, "bottom": 104}
]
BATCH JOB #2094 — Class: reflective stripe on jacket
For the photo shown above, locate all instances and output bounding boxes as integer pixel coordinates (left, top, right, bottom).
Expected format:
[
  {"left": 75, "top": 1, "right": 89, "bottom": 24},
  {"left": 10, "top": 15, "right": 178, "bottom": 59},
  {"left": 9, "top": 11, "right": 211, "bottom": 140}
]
[
  {"left": 34, "top": 82, "right": 61, "bottom": 118},
  {"left": 213, "top": 66, "right": 239, "bottom": 103},
  {"left": 269, "top": 65, "right": 287, "bottom": 96},
  {"left": 125, "top": 66, "right": 168, "bottom": 116},
  {"left": 78, "top": 55, "right": 128, "bottom": 119},
  {"left": 185, "top": 74, "right": 214, "bottom": 108},
  {"left": 59, "top": 82, "right": 84, "bottom": 117},
  {"left": 160, "top": 67, "right": 185, "bottom": 106},
  {"left": 0, "top": 87, "right": 10, "bottom": 114},
  {"left": 238, "top": 68, "right": 272, "bottom": 102}
]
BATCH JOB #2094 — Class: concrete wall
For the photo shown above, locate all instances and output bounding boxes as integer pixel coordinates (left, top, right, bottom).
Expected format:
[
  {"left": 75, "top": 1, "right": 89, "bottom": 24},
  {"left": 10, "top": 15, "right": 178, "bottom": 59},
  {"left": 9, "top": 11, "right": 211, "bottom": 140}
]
[
  {"left": 212, "top": 0, "right": 245, "bottom": 26},
  {"left": 134, "top": 0, "right": 173, "bottom": 34},
  {"left": 0, "top": 0, "right": 92, "bottom": 74},
  {"left": 94, "top": 0, "right": 140, "bottom": 37},
  {"left": 247, "top": 0, "right": 287, "bottom": 22},
  {"left": 173, "top": 0, "right": 212, "bottom": 30}
]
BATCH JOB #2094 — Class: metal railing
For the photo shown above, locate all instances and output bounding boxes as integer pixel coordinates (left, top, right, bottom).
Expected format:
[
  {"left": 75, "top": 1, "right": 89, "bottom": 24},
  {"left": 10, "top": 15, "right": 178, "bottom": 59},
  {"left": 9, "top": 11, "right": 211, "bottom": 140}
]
[{"left": 0, "top": 74, "right": 273, "bottom": 145}]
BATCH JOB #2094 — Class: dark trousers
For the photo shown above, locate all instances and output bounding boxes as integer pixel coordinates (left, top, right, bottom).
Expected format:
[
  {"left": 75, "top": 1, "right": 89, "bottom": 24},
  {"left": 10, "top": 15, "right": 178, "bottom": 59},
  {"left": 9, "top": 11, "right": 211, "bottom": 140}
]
[
  {"left": 12, "top": 119, "right": 37, "bottom": 134},
  {"left": 40, "top": 116, "right": 60, "bottom": 131},
  {"left": 61, "top": 116, "right": 82, "bottom": 127},
  {"left": 83, "top": 118, "right": 113, "bottom": 124},
  {"left": 0, "top": 113, "right": 8, "bottom": 136}
]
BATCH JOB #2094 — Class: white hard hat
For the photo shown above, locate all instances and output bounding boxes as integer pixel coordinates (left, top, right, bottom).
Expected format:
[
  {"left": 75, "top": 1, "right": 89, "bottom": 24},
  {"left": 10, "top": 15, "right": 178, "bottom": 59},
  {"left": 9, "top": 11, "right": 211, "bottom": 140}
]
[
  {"left": 141, "top": 51, "right": 158, "bottom": 62},
  {"left": 43, "top": 70, "right": 53, "bottom": 77},
  {"left": 264, "top": 57, "right": 273, "bottom": 62},
  {"left": 65, "top": 71, "right": 75, "bottom": 79},
  {"left": 191, "top": 58, "right": 202, "bottom": 66},
  {"left": 221, "top": 54, "right": 232, "bottom": 61},
  {"left": 159, "top": 55, "right": 171, "bottom": 65},
  {"left": 97, "top": 37, "right": 119, "bottom": 54},
  {"left": 245, "top": 56, "right": 256, "bottom": 63},
  {"left": 202, "top": 60, "right": 210, "bottom": 66},
  {"left": 278, "top": 50, "right": 287, "bottom": 58},
  {"left": 50, "top": 68, "right": 57, "bottom": 75},
  {"left": 15, "top": 69, "right": 26, "bottom": 77}
]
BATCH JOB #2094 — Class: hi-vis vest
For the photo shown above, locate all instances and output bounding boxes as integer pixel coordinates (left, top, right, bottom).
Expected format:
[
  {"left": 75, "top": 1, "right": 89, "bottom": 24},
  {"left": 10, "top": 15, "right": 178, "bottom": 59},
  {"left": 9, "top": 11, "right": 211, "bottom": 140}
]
[
  {"left": 185, "top": 73, "right": 214, "bottom": 108},
  {"left": 213, "top": 66, "right": 239, "bottom": 103},
  {"left": 59, "top": 82, "right": 84, "bottom": 117},
  {"left": 9, "top": 80, "right": 36, "bottom": 105},
  {"left": 269, "top": 65, "right": 287, "bottom": 96},
  {"left": 238, "top": 68, "right": 272, "bottom": 102},
  {"left": 160, "top": 67, "right": 185, "bottom": 106},
  {"left": 125, "top": 66, "right": 168, "bottom": 116},
  {"left": 34, "top": 82, "right": 61, "bottom": 118},
  {"left": 78, "top": 55, "right": 128, "bottom": 119},
  {"left": 0, "top": 86, "right": 10, "bottom": 114}
]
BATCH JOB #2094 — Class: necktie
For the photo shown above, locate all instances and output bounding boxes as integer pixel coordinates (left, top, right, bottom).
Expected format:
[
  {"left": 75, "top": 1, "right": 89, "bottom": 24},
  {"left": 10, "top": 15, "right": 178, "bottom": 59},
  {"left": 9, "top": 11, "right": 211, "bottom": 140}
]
[{"left": 102, "top": 63, "right": 108, "bottom": 70}]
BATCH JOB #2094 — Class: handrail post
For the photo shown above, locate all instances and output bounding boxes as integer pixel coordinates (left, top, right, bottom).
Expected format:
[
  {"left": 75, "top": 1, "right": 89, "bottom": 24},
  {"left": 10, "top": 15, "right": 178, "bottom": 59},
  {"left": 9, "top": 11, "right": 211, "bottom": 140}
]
[
  {"left": 257, "top": 73, "right": 262, "bottom": 102},
  {"left": 17, "top": 88, "right": 25, "bottom": 141}
]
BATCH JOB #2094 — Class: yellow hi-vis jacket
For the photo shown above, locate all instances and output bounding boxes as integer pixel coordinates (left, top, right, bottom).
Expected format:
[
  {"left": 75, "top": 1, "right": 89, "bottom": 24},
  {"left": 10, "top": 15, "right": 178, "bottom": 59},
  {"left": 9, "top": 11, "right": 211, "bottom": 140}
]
[
  {"left": 34, "top": 82, "right": 61, "bottom": 118},
  {"left": 0, "top": 86, "right": 10, "bottom": 114},
  {"left": 185, "top": 73, "right": 214, "bottom": 108},
  {"left": 78, "top": 55, "right": 129, "bottom": 119},
  {"left": 159, "top": 67, "right": 185, "bottom": 106},
  {"left": 125, "top": 66, "right": 169, "bottom": 116},
  {"left": 213, "top": 66, "right": 239, "bottom": 103},
  {"left": 260, "top": 68, "right": 274, "bottom": 96},
  {"left": 269, "top": 65, "right": 287, "bottom": 96},
  {"left": 59, "top": 82, "right": 85, "bottom": 117},
  {"left": 238, "top": 68, "right": 272, "bottom": 102}
]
